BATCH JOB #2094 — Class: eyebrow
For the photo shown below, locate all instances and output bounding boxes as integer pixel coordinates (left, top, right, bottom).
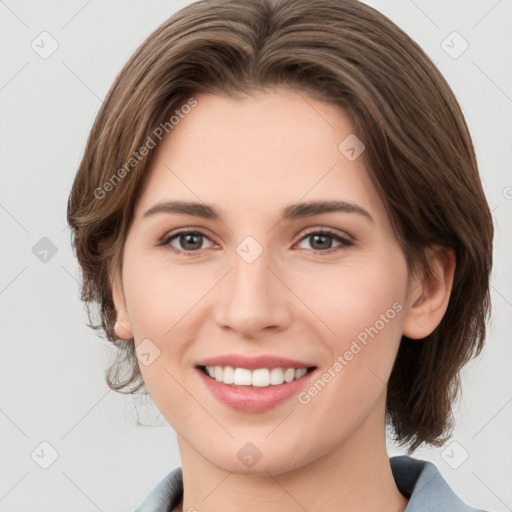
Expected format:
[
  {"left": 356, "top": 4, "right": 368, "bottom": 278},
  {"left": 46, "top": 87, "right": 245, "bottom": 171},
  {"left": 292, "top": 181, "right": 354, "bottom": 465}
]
[{"left": 143, "top": 199, "right": 374, "bottom": 224}]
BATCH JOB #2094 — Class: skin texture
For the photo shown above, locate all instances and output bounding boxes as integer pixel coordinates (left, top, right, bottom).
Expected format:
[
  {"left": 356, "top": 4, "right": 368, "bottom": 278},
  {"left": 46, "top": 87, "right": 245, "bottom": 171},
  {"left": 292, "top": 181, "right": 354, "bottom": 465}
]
[{"left": 112, "top": 88, "right": 455, "bottom": 512}]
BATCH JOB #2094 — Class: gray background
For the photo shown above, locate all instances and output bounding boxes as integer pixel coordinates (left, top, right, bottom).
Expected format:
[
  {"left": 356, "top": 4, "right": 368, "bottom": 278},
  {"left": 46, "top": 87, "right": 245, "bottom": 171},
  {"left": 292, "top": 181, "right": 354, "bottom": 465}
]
[{"left": 0, "top": 1, "right": 511, "bottom": 511}]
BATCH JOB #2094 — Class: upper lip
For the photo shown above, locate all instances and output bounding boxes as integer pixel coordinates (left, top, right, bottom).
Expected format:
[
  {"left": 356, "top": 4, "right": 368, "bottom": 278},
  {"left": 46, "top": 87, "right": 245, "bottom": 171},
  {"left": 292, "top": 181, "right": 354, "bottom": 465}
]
[{"left": 196, "top": 354, "right": 316, "bottom": 370}]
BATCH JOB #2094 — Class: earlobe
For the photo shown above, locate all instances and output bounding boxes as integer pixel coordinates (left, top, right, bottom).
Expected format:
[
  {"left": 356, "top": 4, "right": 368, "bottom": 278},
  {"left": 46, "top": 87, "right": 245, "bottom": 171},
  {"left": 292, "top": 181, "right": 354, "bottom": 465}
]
[
  {"left": 402, "top": 247, "right": 456, "bottom": 340},
  {"left": 111, "top": 272, "right": 134, "bottom": 340},
  {"left": 114, "top": 319, "right": 133, "bottom": 340}
]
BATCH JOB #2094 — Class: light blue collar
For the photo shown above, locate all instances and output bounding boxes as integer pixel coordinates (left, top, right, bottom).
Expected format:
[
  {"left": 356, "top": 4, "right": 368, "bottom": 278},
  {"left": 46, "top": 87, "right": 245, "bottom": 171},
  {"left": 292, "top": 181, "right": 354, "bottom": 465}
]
[{"left": 135, "top": 455, "right": 488, "bottom": 511}]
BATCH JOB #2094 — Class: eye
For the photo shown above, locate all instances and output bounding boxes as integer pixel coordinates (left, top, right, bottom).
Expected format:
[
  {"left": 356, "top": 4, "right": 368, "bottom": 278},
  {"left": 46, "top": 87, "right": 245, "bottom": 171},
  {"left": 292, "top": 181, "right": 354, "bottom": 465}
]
[
  {"left": 160, "top": 228, "right": 354, "bottom": 256},
  {"left": 161, "top": 230, "right": 216, "bottom": 254},
  {"left": 295, "top": 229, "right": 354, "bottom": 254}
]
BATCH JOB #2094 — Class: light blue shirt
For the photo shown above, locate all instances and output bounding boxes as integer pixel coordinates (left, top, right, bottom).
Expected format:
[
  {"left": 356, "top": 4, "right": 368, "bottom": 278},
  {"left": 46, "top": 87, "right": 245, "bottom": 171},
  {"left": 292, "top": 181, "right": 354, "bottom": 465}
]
[{"left": 134, "top": 455, "right": 488, "bottom": 511}]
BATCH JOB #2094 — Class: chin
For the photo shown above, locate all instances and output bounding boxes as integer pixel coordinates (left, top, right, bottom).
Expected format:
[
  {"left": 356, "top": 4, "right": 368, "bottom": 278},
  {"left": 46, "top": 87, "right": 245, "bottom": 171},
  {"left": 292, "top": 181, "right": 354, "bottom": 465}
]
[{"left": 198, "top": 437, "right": 315, "bottom": 477}]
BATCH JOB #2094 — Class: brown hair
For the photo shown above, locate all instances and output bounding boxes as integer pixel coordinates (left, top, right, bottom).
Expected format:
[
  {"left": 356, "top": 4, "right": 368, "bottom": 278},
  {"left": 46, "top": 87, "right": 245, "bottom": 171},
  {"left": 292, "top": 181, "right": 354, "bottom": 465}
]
[{"left": 67, "top": 0, "right": 493, "bottom": 452}]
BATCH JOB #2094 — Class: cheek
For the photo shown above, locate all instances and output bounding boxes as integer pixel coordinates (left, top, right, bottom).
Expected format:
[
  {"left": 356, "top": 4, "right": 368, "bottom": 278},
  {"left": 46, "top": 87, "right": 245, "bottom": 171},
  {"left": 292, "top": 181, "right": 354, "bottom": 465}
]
[
  {"left": 122, "top": 255, "right": 206, "bottom": 339},
  {"left": 295, "top": 255, "right": 406, "bottom": 344},
  {"left": 299, "top": 253, "right": 407, "bottom": 405},
  {"left": 293, "top": 279, "right": 405, "bottom": 450},
  {"left": 121, "top": 257, "right": 215, "bottom": 396},
  {"left": 122, "top": 257, "right": 202, "bottom": 420}
]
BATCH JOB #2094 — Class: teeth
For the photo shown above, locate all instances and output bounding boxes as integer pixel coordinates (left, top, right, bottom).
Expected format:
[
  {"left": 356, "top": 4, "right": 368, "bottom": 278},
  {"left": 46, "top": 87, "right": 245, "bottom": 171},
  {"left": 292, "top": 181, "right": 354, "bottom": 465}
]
[
  {"left": 251, "top": 368, "right": 269, "bottom": 387},
  {"left": 270, "top": 368, "right": 284, "bottom": 385},
  {"left": 222, "top": 366, "right": 234, "bottom": 384},
  {"left": 204, "top": 366, "right": 310, "bottom": 387},
  {"left": 233, "top": 368, "right": 252, "bottom": 386},
  {"left": 284, "top": 368, "right": 295, "bottom": 383}
]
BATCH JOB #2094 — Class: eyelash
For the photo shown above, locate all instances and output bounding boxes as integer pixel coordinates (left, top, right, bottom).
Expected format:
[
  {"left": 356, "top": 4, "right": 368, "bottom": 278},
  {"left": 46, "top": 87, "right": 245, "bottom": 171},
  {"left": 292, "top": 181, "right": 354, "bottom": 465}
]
[{"left": 159, "top": 228, "right": 355, "bottom": 256}]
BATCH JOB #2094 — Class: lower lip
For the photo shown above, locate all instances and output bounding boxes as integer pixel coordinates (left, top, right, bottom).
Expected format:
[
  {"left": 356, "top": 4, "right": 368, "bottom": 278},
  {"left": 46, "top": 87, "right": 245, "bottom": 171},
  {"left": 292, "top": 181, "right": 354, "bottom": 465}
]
[{"left": 196, "top": 367, "right": 317, "bottom": 413}]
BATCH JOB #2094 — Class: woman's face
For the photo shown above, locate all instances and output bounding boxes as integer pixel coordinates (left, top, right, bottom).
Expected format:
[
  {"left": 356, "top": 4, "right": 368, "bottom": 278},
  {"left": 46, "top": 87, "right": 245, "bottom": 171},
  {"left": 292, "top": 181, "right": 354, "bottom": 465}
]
[{"left": 113, "top": 88, "right": 413, "bottom": 475}]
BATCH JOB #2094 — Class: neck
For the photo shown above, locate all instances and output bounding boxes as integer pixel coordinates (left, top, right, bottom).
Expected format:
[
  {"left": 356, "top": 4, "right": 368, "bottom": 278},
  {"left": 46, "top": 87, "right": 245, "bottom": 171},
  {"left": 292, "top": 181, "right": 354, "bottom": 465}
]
[{"left": 175, "top": 398, "right": 408, "bottom": 512}]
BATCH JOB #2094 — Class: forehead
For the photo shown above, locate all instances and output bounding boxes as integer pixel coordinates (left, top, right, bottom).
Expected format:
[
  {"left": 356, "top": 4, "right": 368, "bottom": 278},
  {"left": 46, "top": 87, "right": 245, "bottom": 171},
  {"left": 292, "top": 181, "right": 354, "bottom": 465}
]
[{"left": 134, "top": 88, "right": 385, "bottom": 225}]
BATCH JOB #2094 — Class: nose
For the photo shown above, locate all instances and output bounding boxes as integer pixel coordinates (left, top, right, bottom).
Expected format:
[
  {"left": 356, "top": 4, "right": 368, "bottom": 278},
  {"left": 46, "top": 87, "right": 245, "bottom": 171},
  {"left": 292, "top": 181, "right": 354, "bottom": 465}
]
[{"left": 213, "top": 247, "right": 293, "bottom": 339}]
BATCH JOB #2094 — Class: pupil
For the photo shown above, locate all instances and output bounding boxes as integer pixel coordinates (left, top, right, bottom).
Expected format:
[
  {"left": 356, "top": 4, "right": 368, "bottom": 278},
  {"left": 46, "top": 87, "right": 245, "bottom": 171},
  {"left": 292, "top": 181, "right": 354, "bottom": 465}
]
[
  {"left": 181, "top": 233, "right": 202, "bottom": 250},
  {"left": 311, "top": 234, "right": 331, "bottom": 250}
]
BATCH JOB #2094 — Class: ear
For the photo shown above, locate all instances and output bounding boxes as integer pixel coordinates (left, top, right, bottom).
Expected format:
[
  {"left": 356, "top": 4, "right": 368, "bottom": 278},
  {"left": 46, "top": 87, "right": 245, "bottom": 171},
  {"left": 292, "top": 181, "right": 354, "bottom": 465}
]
[
  {"left": 111, "top": 270, "right": 134, "bottom": 340},
  {"left": 402, "top": 246, "right": 456, "bottom": 340}
]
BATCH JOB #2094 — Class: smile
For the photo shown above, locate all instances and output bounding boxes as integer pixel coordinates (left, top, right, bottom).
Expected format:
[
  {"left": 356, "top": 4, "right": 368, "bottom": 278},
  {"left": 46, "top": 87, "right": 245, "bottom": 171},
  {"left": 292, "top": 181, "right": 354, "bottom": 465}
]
[
  {"left": 196, "top": 364, "right": 318, "bottom": 413},
  {"left": 200, "top": 365, "right": 314, "bottom": 387}
]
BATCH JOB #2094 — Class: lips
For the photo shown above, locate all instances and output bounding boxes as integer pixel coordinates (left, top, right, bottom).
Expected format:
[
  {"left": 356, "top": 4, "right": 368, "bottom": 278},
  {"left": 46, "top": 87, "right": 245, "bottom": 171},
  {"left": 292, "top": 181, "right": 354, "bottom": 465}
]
[
  {"left": 195, "top": 354, "right": 315, "bottom": 370},
  {"left": 196, "top": 365, "right": 317, "bottom": 413},
  {"left": 195, "top": 354, "right": 318, "bottom": 412}
]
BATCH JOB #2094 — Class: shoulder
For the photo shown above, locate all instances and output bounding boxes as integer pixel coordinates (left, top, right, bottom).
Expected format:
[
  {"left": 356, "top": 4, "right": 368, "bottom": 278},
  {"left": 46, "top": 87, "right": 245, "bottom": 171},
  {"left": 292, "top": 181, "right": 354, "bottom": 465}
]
[
  {"left": 134, "top": 457, "right": 490, "bottom": 512},
  {"left": 134, "top": 466, "right": 183, "bottom": 512},
  {"left": 391, "top": 455, "right": 489, "bottom": 512}
]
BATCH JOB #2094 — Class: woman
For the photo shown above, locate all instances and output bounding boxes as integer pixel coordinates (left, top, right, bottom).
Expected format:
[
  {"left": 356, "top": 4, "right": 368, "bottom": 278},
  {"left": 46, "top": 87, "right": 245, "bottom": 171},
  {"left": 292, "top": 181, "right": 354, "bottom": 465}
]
[{"left": 67, "top": 0, "right": 493, "bottom": 510}]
